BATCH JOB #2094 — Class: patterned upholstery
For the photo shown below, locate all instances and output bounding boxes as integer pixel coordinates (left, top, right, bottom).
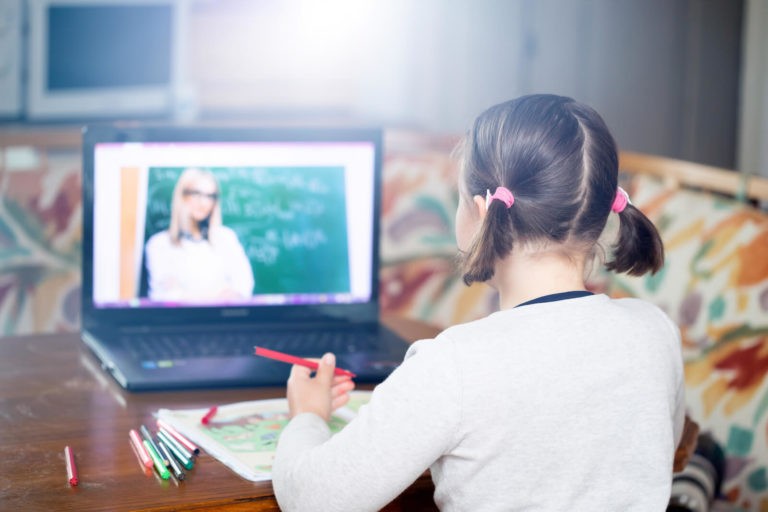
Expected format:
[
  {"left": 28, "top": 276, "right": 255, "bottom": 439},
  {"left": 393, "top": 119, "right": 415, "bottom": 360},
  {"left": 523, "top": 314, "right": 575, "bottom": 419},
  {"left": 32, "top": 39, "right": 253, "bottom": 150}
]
[
  {"left": 0, "top": 147, "right": 81, "bottom": 334},
  {"left": 1, "top": 132, "right": 765, "bottom": 509},
  {"left": 379, "top": 146, "right": 499, "bottom": 328}
]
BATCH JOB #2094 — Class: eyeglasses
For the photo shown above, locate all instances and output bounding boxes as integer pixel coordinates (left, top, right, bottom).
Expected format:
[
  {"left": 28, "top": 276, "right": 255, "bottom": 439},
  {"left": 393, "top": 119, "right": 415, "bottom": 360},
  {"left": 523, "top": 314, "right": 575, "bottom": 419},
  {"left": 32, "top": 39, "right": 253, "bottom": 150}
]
[{"left": 183, "top": 189, "right": 218, "bottom": 201}]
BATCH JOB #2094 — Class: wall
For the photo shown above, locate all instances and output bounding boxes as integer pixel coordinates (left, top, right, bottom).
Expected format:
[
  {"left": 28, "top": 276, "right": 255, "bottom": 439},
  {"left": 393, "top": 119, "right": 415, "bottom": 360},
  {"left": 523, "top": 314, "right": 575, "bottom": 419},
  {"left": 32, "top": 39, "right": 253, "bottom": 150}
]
[
  {"left": 738, "top": 0, "right": 768, "bottom": 179},
  {"left": 0, "top": 0, "right": 745, "bottom": 170},
  {"left": 186, "top": 0, "right": 743, "bottom": 168}
]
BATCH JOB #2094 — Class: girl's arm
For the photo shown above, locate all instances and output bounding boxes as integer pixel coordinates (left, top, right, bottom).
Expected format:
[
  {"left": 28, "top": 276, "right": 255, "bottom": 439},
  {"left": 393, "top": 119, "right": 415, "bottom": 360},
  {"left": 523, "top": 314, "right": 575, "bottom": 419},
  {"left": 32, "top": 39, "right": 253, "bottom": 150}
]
[{"left": 272, "top": 339, "right": 460, "bottom": 512}]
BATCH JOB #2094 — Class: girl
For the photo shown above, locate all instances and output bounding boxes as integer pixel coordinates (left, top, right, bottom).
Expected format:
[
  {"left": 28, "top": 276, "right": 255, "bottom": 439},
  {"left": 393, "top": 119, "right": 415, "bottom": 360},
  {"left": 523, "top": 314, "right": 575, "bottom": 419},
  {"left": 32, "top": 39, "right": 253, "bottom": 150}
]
[{"left": 272, "top": 94, "right": 686, "bottom": 511}]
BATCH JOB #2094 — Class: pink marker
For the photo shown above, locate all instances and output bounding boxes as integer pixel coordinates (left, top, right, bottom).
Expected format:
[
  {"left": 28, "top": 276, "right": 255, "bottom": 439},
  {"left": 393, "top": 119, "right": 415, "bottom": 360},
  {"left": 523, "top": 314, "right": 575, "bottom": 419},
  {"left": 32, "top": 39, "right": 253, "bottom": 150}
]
[
  {"left": 129, "top": 429, "right": 154, "bottom": 469},
  {"left": 156, "top": 419, "right": 199, "bottom": 455},
  {"left": 254, "top": 346, "right": 356, "bottom": 378}
]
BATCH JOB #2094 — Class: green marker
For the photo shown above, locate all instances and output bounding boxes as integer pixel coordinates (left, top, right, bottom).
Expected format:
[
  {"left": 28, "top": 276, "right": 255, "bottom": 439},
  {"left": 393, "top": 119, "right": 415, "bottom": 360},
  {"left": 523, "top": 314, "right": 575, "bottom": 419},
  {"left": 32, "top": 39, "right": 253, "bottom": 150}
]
[
  {"left": 143, "top": 439, "right": 170, "bottom": 480},
  {"left": 157, "top": 430, "right": 194, "bottom": 470}
]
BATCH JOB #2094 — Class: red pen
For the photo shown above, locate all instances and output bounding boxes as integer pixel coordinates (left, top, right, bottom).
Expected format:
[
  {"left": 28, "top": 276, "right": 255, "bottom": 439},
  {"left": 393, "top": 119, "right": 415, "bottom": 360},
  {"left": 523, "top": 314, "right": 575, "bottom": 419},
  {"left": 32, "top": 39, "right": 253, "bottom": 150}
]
[
  {"left": 64, "top": 445, "right": 78, "bottom": 486},
  {"left": 201, "top": 406, "right": 218, "bottom": 425},
  {"left": 254, "top": 346, "right": 356, "bottom": 378}
]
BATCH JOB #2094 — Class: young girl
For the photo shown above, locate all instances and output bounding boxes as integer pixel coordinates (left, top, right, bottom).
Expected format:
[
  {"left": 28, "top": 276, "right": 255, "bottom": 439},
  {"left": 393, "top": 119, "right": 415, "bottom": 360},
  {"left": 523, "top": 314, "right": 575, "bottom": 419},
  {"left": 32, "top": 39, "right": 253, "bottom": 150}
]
[{"left": 272, "top": 94, "right": 686, "bottom": 511}]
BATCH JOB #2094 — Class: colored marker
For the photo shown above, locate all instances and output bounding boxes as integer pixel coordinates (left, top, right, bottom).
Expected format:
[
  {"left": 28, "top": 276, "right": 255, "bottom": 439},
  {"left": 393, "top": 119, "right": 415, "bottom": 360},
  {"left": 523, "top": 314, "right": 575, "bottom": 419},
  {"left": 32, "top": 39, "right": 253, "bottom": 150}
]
[
  {"left": 254, "top": 346, "right": 356, "bottom": 378},
  {"left": 140, "top": 425, "right": 168, "bottom": 466},
  {"left": 157, "top": 419, "right": 199, "bottom": 455},
  {"left": 158, "top": 429, "right": 193, "bottom": 460},
  {"left": 157, "top": 439, "right": 185, "bottom": 481},
  {"left": 157, "top": 430, "right": 194, "bottom": 470},
  {"left": 201, "top": 406, "right": 218, "bottom": 425},
  {"left": 64, "top": 446, "right": 78, "bottom": 486},
  {"left": 143, "top": 439, "right": 170, "bottom": 480},
  {"left": 129, "top": 429, "right": 154, "bottom": 469},
  {"left": 128, "top": 438, "right": 153, "bottom": 476}
]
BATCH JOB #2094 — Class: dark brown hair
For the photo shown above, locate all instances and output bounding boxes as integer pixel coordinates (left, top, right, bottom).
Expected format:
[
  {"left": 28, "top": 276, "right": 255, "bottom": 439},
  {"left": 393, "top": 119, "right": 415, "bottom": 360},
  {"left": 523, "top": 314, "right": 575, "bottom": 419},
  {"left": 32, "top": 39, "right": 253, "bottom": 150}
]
[{"left": 458, "top": 94, "right": 664, "bottom": 285}]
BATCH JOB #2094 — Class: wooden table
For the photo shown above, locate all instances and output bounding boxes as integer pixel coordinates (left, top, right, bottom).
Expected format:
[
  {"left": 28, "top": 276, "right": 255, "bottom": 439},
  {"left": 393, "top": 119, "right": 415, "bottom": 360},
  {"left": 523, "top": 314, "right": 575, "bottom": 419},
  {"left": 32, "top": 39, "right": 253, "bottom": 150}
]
[{"left": 0, "top": 315, "right": 441, "bottom": 511}]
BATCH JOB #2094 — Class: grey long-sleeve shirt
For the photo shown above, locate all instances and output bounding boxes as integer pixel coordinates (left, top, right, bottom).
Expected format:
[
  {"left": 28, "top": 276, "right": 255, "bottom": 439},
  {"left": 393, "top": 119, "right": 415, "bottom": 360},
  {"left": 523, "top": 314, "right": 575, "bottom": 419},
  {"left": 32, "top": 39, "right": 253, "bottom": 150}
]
[{"left": 273, "top": 294, "right": 685, "bottom": 511}]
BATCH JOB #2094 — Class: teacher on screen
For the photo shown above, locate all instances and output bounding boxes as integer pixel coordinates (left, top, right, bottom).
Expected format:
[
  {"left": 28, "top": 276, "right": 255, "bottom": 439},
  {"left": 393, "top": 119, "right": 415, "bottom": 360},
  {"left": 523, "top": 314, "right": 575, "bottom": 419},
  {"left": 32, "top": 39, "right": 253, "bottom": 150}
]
[{"left": 144, "top": 167, "right": 255, "bottom": 302}]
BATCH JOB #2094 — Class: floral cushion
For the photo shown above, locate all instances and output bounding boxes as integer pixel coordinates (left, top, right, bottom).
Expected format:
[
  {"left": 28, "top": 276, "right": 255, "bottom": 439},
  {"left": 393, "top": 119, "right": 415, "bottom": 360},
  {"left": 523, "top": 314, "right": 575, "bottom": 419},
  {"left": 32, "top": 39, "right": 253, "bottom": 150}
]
[
  {"left": 379, "top": 147, "right": 499, "bottom": 328},
  {"left": 0, "top": 148, "right": 81, "bottom": 335}
]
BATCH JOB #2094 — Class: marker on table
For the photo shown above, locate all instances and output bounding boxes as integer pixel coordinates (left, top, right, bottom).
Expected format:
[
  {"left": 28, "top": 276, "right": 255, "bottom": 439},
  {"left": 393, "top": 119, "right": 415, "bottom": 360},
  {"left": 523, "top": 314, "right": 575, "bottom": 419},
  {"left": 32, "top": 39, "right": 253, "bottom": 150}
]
[
  {"left": 64, "top": 445, "right": 78, "bottom": 486},
  {"left": 201, "top": 406, "right": 218, "bottom": 425},
  {"left": 157, "top": 430, "right": 194, "bottom": 470},
  {"left": 129, "top": 429, "right": 154, "bottom": 469},
  {"left": 139, "top": 425, "right": 168, "bottom": 466},
  {"left": 254, "top": 346, "right": 356, "bottom": 378},
  {"left": 157, "top": 439, "right": 185, "bottom": 481},
  {"left": 143, "top": 439, "right": 170, "bottom": 480},
  {"left": 157, "top": 419, "right": 200, "bottom": 455}
]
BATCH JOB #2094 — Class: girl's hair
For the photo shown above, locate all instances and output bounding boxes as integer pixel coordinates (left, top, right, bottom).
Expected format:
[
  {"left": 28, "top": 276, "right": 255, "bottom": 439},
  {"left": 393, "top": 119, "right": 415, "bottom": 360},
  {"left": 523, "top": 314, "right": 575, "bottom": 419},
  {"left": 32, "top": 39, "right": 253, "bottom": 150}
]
[
  {"left": 458, "top": 94, "right": 664, "bottom": 285},
  {"left": 168, "top": 167, "right": 223, "bottom": 245}
]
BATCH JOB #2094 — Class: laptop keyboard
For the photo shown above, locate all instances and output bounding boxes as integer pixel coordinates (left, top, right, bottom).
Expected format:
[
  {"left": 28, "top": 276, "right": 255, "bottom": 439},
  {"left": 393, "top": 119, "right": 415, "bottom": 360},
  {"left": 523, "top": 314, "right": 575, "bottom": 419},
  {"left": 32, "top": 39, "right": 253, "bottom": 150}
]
[{"left": 122, "top": 329, "right": 381, "bottom": 362}]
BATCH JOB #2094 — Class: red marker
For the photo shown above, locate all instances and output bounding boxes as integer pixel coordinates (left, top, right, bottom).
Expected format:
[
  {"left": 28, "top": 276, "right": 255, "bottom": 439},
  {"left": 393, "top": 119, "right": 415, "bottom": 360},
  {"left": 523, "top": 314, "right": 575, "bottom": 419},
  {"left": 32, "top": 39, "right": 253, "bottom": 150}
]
[
  {"left": 201, "top": 406, "right": 218, "bottom": 425},
  {"left": 64, "top": 446, "right": 78, "bottom": 486},
  {"left": 254, "top": 346, "right": 356, "bottom": 378}
]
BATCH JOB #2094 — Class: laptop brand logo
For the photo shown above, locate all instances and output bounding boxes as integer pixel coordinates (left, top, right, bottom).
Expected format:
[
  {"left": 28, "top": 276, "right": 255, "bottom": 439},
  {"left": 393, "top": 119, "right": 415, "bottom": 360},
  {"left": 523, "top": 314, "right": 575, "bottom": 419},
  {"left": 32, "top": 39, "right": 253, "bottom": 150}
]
[{"left": 221, "top": 308, "right": 249, "bottom": 317}]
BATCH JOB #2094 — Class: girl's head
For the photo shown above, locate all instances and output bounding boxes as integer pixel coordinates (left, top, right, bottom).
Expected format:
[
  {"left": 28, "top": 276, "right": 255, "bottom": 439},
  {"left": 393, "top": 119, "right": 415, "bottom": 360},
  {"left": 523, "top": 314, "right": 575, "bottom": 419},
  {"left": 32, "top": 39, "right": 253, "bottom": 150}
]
[
  {"left": 456, "top": 94, "right": 663, "bottom": 285},
  {"left": 169, "top": 167, "right": 223, "bottom": 243}
]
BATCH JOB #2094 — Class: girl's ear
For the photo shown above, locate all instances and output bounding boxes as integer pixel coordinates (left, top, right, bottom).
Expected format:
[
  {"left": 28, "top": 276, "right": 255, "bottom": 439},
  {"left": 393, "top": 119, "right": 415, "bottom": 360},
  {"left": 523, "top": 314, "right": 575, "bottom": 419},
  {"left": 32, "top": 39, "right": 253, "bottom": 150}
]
[{"left": 473, "top": 194, "right": 488, "bottom": 220}]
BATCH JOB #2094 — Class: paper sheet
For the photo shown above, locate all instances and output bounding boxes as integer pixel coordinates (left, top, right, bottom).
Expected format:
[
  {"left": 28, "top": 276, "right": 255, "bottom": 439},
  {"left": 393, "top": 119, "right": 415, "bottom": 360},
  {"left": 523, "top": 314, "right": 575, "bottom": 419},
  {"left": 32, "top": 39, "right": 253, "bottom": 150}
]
[{"left": 156, "top": 390, "right": 371, "bottom": 481}]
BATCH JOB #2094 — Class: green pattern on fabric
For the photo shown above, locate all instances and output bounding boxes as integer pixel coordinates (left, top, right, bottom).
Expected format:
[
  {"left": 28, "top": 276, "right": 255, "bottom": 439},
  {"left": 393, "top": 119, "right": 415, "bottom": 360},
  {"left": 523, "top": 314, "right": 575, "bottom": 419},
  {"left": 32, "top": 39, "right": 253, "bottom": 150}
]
[
  {"left": 709, "top": 296, "right": 726, "bottom": 322},
  {"left": 748, "top": 468, "right": 768, "bottom": 492},
  {"left": 645, "top": 264, "right": 666, "bottom": 293},
  {"left": 726, "top": 425, "right": 754, "bottom": 457}
]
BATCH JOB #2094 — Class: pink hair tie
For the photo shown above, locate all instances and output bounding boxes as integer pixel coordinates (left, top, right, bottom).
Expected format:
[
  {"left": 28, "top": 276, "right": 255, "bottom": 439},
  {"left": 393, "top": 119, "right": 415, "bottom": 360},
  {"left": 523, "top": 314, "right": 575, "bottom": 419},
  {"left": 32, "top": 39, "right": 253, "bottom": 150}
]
[
  {"left": 485, "top": 187, "right": 515, "bottom": 209},
  {"left": 611, "top": 187, "right": 630, "bottom": 213}
]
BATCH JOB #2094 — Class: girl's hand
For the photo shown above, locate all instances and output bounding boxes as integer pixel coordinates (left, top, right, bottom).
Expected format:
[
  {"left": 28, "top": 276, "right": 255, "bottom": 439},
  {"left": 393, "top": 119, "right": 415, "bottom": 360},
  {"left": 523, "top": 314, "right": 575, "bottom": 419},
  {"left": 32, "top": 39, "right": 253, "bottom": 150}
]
[{"left": 286, "top": 353, "right": 356, "bottom": 421}]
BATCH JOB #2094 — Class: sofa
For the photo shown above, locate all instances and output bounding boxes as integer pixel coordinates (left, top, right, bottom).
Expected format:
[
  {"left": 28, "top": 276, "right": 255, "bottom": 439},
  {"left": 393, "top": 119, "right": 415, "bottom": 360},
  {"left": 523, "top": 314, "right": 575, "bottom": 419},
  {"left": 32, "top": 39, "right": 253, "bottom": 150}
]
[{"left": 1, "top": 128, "right": 767, "bottom": 510}]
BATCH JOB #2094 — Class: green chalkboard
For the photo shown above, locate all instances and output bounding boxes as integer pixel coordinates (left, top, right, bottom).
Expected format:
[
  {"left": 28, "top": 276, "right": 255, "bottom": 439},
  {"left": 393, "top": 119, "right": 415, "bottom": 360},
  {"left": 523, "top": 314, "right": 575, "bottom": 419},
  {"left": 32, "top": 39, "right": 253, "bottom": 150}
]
[{"left": 143, "top": 166, "right": 351, "bottom": 295}]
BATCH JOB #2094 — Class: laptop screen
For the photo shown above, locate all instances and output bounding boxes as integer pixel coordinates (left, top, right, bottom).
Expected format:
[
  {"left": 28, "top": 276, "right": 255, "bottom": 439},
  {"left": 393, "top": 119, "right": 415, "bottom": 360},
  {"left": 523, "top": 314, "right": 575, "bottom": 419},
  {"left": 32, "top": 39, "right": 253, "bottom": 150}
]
[{"left": 83, "top": 126, "right": 380, "bottom": 322}]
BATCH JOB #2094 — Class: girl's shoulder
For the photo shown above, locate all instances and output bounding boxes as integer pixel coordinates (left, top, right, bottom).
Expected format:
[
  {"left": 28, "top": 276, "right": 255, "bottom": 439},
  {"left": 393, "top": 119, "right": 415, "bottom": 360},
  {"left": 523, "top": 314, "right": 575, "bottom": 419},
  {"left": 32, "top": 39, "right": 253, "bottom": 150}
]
[{"left": 608, "top": 296, "right": 680, "bottom": 336}]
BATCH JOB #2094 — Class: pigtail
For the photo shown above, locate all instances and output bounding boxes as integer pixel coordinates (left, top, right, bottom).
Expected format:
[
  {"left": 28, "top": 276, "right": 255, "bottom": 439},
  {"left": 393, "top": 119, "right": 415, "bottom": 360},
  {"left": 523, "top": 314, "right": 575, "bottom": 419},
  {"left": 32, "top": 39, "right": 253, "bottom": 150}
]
[
  {"left": 605, "top": 204, "right": 664, "bottom": 276},
  {"left": 461, "top": 202, "right": 514, "bottom": 285}
]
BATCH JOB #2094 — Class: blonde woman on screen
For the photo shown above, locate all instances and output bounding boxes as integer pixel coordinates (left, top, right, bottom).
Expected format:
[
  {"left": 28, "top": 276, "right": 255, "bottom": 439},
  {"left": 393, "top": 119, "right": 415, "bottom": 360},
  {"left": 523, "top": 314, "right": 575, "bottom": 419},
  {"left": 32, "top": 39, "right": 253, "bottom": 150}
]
[{"left": 144, "top": 168, "right": 254, "bottom": 302}]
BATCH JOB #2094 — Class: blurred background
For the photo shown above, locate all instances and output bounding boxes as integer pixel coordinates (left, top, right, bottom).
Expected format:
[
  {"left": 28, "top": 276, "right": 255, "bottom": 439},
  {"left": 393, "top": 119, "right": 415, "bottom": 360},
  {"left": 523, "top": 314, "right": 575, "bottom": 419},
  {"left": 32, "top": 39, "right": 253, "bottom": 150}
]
[{"left": 0, "top": 0, "right": 766, "bottom": 175}]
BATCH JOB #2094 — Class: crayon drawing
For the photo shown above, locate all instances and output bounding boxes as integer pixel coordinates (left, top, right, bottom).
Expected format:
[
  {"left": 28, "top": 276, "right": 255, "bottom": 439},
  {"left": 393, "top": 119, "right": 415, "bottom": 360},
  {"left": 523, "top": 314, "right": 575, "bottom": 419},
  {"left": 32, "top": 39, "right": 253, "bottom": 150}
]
[{"left": 156, "top": 391, "right": 371, "bottom": 481}]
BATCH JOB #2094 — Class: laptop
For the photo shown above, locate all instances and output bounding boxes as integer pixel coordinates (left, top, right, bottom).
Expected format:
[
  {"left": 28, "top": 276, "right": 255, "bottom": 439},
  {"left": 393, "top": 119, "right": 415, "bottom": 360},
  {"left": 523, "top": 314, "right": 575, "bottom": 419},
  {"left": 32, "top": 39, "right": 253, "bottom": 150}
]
[{"left": 80, "top": 124, "right": 410, "bottom": 391}]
